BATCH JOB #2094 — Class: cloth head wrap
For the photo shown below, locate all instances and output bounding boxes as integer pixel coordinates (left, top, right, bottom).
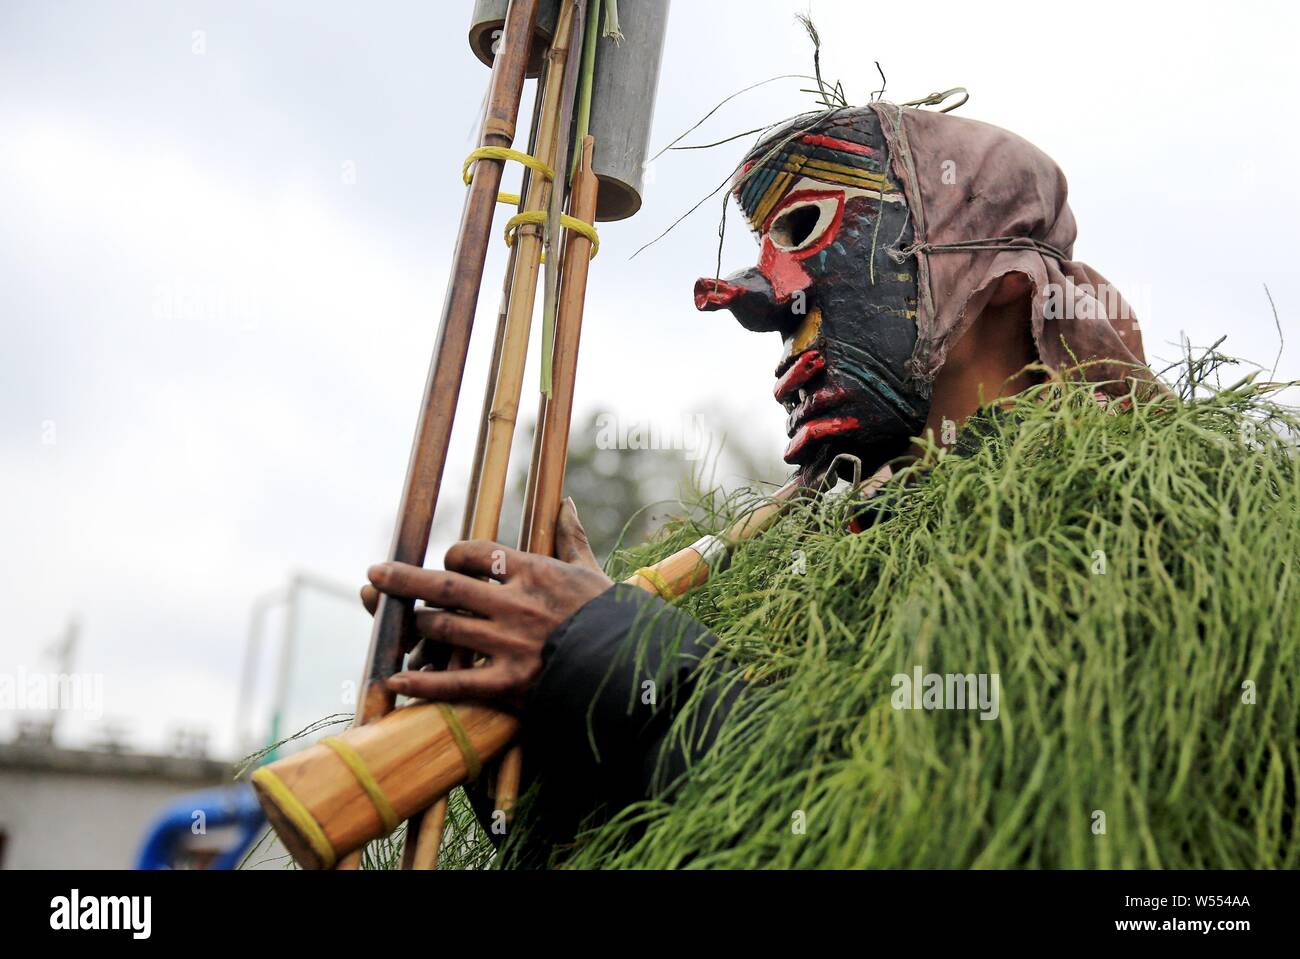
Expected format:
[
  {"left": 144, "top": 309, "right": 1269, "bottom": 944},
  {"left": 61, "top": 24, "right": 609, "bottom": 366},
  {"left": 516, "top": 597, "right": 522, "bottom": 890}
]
[{"left": 869, "top": 102, "right": 1152, "bottom": 396}]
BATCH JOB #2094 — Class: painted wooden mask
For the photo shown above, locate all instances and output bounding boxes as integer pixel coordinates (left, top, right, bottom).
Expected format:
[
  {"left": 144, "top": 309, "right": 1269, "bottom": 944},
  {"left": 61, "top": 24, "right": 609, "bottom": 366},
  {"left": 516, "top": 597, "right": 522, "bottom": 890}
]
[{"left": 695, "top": 107, "right": 927, "bottom": 475}]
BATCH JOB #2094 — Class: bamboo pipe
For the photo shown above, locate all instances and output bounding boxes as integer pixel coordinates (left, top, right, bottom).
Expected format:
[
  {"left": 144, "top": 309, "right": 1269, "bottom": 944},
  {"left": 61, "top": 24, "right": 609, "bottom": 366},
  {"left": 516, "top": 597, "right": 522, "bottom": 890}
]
[
  {"left": 522, "top": 136, "right": 598, "bottom": 557},
  {"left": 251, "top": 703, "right": 518, "bottom": 871},
  {"left": 335, "top": 0, "right": 537, "bottom": 872},
  {"left": 624, "top": 475, "right": 806, "bottom": 599},
  {"left": 517, "top": 0, "right": 590, "bottom": 537},
  {"left": 624, "top": 460, "right": 894, "bottom": 599},
  {"left": 403, "top": 0, "right": 580, "bottom": 869},
  {"left": 466, "top": 0, "right": 577, "bottom": 546},
  {"left": 496, "top": 134, "right": 600, "bottom": 817},
  {"left": 457, "top": 76, "right": 548, "bottom": 548}
]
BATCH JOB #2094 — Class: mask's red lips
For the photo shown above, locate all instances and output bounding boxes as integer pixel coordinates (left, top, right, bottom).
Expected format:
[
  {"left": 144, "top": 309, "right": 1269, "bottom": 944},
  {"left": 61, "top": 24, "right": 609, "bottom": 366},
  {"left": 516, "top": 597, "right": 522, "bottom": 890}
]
[
  {"left": 773, "top": 350, "right": 825, "bottom": 404},
  {"left": 785, "top": 417, "right": 860, "bottom": 464},
  {"left": 774, "top": 350, "right": 856, "bottom": 463},
  {"left": 786, "top": 384, "right": 847, "bottom": 434}
]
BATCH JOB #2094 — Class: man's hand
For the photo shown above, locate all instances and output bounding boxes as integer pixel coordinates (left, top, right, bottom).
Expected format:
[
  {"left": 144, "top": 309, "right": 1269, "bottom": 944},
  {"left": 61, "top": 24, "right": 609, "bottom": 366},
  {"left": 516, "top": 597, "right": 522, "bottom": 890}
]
[{"left": 359, "top": 498, "right": 613, "bottom": 707}]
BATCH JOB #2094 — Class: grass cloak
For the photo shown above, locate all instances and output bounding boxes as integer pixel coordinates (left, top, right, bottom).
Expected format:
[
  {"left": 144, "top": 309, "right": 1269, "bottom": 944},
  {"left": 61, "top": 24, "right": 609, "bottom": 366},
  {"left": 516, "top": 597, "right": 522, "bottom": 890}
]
[{"left": 431, "top": 360, "right": 1300, "bottom": 869}]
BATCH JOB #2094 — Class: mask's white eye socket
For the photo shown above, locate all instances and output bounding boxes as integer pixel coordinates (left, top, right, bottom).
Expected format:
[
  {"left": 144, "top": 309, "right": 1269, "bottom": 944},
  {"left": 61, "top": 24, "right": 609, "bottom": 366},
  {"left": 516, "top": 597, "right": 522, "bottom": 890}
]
[{"left": 766, "top": 195, "right": 841, "bottom": 253}]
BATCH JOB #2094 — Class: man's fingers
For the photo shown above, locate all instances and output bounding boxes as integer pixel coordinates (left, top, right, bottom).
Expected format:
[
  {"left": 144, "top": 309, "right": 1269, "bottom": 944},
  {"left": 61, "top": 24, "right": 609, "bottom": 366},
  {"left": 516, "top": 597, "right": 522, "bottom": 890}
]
[
  {"left": 406, "top": 638, "right": 449, "bottom": 673},
  {"left": 386, "top": 665, "right": 516, "bottom": 703},
  {"left": 414, "top": 608, "right": 521, "bottom": 657},
  {"left": 359, "top": 584, "right": 379, "bottom": 616},
  {"left": 556, "top": 497, "right": 602, "bottom": 571},
  {"left": 367, "top": 562, "right": 499, "bottom": 614},
  {"left": 443, "top": 540, "right": 528, "bottom": 582}
]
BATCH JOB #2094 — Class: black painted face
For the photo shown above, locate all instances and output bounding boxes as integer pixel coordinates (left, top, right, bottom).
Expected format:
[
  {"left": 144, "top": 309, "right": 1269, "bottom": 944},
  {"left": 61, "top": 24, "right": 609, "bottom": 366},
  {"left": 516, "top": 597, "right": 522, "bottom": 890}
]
[{"left": 694, "top": 108, "right": 929, "bottom": 476}]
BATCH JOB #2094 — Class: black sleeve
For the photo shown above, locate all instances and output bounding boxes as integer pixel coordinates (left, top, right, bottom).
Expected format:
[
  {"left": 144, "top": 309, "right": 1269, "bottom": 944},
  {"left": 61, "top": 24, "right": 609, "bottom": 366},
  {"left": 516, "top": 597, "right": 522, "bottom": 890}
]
[{"left": 521, "top": 583, "right": 748, "bottom": 808}]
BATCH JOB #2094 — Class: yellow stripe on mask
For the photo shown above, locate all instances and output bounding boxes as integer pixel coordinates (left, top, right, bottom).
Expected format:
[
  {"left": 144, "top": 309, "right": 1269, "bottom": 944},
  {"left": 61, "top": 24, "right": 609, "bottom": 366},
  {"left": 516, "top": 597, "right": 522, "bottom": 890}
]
[
  {"left": 777, "top": 164, "right": 896, "bottom": 194},
  {"left": 752, "top": 170, "right": 796, "bottom": 228}
]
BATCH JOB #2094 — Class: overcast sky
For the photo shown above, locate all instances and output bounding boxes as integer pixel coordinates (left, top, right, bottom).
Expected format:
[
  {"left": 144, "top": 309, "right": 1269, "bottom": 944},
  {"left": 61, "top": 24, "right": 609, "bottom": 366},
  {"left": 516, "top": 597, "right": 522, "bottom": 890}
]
[{"left": 3, "top": 0, "right": 1297, "bottom": 757}]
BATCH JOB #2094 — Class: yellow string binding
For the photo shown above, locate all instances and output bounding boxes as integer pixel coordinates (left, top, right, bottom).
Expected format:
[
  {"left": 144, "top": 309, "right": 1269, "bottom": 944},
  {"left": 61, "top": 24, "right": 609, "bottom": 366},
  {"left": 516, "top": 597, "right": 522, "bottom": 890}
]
[
  {"left": 436, "top": 703, "right": 482, "bottom": 782},
  {"left": 321, "top": 735, "right": 399, "bottom": 836},
  {"left": 462, "top": 147, "right": 598, "bottom": 259},
  {"left": 462, "top": 146, "right": 556, "bottom": 186},
  {"left": 250, "top": 767, "right": 336, "bottom": 869},
  {"left": 505, "top": 210, "right": 599, "bottom": 258},
  {"left": 633, "top": 566, "right": 677, "bottom": 602}
]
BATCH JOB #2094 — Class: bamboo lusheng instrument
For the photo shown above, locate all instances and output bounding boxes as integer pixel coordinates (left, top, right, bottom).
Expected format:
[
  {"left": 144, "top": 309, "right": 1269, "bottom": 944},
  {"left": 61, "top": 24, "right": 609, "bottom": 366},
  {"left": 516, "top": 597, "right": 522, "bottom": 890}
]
[
  {"left": 250, "top": 466, "right": 832, "bottom": 870},
  {"left": 254, "top": 0, "right": 676, "bottom": 870},
  {"left": 332, "top": 0, "right": 538, "bottom": 872}
]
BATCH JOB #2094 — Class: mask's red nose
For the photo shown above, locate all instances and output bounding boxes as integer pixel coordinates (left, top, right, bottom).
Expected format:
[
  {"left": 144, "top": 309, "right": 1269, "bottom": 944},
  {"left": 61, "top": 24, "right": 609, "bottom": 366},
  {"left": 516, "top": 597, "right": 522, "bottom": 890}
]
[
  {"left": 693, "top": 278, "right": 743, "bottom": 310},
  {"left": 692, "top": 268, "right": 784, "bottom": 332}
]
